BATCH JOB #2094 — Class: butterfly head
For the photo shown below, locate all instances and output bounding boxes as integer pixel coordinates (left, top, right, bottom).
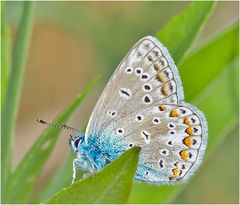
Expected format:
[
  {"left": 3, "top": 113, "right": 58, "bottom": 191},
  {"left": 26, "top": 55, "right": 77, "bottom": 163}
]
[{"left": 69, "top": 135, "right": 84, "bottom": 153}]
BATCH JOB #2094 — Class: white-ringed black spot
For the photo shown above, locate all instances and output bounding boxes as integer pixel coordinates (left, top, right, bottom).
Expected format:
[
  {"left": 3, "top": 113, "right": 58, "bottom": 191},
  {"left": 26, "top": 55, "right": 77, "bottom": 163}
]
[
  {"left": 145, "top": 171, "right": 149, "bottom": 175},
  {"left": 160, "top": 149, "right": 169, "bottom": 156},
  {"left": 142, "top": 95, "right": 152, "bottom": 104},
  {"left": 129, "top": 143, "right": 133, "bottom": 147},
  {"left": 140, "top": 73, "right": 149, "bottom": 81},
  {"left": 193, "top": 139, "right": 197, "bottom": 145},
  {"left": 136, "top": 114, "right": 144, "bottom": 122},
  {"left": 182, "top": 164, "right": 186, "bottom": 169},
  {"left": 125, "top": 67, "right": 133, "bottom": 74},
  {"left": 167, "top": 141, "right": 172, "bottom": 146},
  {"left": 142, "top": 83, "right": 152, "bottom": 92},
  {"left": 169, "top": 130, "right": 176, "bottom": 135},
  {"left": 152, "top": 117, "right": 161, "bottom": 124},
  {"left": 107, "top": 110, "right": 117, "bottom": 118},
  {"left": 116, "top": 128, "right": 124, "bottom": 135},
  {"left": 193, "top": 127, "right": 198, "bottom": 133},
  {"left": 135, "top": 68, "right": 143, "bottom": 76},
  {"left": 168, "top": 123, "right": 175, "bottom": 129}
]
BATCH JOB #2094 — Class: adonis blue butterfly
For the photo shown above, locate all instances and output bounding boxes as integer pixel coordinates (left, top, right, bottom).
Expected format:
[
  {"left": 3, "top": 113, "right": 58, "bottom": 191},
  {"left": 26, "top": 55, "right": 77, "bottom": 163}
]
[{"left": 39, "top": 36, "right": 207, "bottom": 185}]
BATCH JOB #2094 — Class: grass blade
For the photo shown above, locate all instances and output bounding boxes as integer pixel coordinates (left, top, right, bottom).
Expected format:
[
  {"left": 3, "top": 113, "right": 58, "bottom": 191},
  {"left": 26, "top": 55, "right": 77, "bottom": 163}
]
[
  {"left": 5, "top": 76, "right": 99, "bottom": 203},
  {"left": 1, "top": 2, "right": 35, "bottom": 201},
  {"left": 46, "top": 147, "right": 140, "bottom": 204},
  {"left": 156, "top": 1, "right": 215, "bottom": 64},
  {"left": 38, "top": 126, "right": 88, "bottom": 202},
  {"left": 37, "top": 150, "right": 75, "bottom": 202},
  {"left": 1, "top": 2, "right": 12, "bottom": 107},
  {"left": 180, "top": 22, "right": 239, "bottom": 101}
]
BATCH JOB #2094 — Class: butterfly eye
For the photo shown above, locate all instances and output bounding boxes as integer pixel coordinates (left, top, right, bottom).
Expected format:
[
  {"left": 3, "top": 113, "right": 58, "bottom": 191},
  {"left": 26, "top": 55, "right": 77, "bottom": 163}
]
[{"left": 74, "top": 138, "right": 81, "bottom": 148}]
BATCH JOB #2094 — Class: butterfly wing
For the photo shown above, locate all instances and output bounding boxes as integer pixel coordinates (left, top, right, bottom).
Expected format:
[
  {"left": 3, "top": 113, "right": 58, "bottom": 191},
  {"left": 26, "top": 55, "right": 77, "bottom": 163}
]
[{"left": 85, "top": 36, "right": 207, "bottom": 184}]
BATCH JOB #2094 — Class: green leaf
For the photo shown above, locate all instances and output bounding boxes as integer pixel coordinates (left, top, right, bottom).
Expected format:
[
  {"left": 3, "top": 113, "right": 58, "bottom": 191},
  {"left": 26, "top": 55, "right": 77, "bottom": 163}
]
[
  {"left": 1, "top": 2, "right": 12, "bottom": 107},
  {"left": 5, "top": 77, "right": 99, "bottom": 203},
  {"left": 156, "top": 1, "right": 215, "bottom": 64},
  {"left": 37, "top": 151, "right": 75, "bottom": 202},
  {"left": 1, "top": 2, "right": 35, "bottom": 201},
  {"left": 38, "top": 126, "right": 88, "bottom": 202},
  {"left": 46, "top": 147, "right": 140, "bottom": 204},
  {"left": 181, "top": 22, "right": 239, "bottom": 101}
]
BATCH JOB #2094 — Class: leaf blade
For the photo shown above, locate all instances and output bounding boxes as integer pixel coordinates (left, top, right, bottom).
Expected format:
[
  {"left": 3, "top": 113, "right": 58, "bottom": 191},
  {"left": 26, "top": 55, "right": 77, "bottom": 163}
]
[
  {"left": 1, "top": 2, "right": 35, "bottom": 201},
  {"left": 1, "top": 2, "right": 12, "bottom": 107},
  {"left": 46, "top": 147, "right": 140, "bottom": 204},
  {"left": 5, "top": 77, "right": 99, "bottom": 203},
  {"left": 156, "top": 1, "right": 215, "bottom": 64},
  {"left": 181, "top": 22, "right": 239, "bottom": 101}
]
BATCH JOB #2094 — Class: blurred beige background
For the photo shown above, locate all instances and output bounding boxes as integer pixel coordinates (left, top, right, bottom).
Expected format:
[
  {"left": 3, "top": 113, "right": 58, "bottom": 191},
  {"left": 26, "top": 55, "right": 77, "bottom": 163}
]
[{"left": 9, "top": 1, "right": 238, "bottom": 200}]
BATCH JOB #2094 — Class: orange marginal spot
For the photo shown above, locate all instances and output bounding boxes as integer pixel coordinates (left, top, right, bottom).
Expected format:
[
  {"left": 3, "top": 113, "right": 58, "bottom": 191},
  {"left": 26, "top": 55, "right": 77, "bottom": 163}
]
[
  {"left": 172, "top": 168, "right": 180, "bottom": 176},
  {"left": 170, "top": 110, "right": 179, "bottom": 117},
  {"left": 183, "top": 137, "right": 192, "bottom": 148},
  {"left": 157, "top": 73, "right": 164, "bottom": 82},
  {"left": 159, "top": 105, "right": 167, "bottom": 111},
  {"left": 184, "top": 118, "right": 191, "bottom": 125},
  {"left": 161, "top": 86, "right": 168, "bottom": 96},
  {"left": 185, "top": 127, "right": 193, "bottom": 135},
  {"left": 153, "top": 63, "right": 160, "bottom": 71},
  {"left": 180, "top": 150, "right": 188, "bottom": 161}
]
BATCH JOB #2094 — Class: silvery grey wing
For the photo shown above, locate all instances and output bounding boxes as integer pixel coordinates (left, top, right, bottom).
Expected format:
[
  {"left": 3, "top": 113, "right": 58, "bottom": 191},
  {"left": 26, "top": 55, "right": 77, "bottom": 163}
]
[{"left": 85, "top": 36, "right": 207, "bottom": 184}]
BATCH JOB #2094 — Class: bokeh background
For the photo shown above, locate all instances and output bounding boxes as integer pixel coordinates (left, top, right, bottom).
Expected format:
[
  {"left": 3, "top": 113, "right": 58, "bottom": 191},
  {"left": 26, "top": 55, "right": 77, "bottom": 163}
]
[{"left": 4, "top": 1, "right": 239, "bottom": 203}]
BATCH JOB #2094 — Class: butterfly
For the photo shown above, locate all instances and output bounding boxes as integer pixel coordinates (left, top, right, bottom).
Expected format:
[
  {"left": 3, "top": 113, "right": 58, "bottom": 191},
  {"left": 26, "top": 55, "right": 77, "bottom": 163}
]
[{"left": 42, "top": 36, "right": 208, "bottom": 185}]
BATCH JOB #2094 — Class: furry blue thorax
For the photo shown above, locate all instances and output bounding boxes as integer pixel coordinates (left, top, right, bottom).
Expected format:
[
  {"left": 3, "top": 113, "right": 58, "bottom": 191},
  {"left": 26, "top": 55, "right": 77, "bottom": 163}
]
[{"left": 70, "top": 133, "right": 124, "bottom": 173}]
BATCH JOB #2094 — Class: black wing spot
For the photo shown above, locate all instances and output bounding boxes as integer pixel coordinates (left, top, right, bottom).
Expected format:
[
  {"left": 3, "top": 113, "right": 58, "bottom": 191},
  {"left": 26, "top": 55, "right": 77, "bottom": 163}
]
[{"left": 120, "top": 89, "right": 131, "bottom": 97}]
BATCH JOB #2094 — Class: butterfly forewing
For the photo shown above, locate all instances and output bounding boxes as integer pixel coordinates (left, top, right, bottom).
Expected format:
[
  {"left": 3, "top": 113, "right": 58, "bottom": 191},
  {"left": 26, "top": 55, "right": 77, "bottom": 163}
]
[{"left": 85, "top": 36, "right": 207, "bottom": 184}]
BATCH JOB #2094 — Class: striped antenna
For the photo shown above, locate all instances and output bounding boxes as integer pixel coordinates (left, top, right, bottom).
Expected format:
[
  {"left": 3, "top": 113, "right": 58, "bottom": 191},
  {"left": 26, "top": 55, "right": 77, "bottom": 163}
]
[{"left": 37, "top": 119, "right": 80, "bottom": 133}]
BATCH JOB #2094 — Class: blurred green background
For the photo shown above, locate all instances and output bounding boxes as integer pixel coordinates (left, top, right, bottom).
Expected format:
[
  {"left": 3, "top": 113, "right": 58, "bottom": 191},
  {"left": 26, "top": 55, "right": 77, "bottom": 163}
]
[{"left": 3, "top": 1, "right": 239, "bottom": 204}]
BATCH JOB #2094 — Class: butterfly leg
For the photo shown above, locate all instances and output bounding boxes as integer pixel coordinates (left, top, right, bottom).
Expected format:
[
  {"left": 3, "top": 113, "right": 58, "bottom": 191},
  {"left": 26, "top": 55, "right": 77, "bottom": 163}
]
[
  {"left": 72, "top": 158, "right": 87, "bottom": 184},
  {"left": 72, "top": 158, "right": 79, "bottom": 184}
]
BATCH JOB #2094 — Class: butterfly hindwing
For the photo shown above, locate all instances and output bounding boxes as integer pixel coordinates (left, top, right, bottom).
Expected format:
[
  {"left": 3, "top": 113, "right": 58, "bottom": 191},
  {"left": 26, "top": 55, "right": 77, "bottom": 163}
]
[{"left": 85, "top": 36, "right": 207, "bottom": 184}]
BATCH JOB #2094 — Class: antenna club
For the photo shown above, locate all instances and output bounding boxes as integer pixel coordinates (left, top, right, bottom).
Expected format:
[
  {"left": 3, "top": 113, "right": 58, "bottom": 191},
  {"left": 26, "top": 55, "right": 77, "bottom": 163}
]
[{"left": 37, "top": 119, "right": 48, "bottom": 124}]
